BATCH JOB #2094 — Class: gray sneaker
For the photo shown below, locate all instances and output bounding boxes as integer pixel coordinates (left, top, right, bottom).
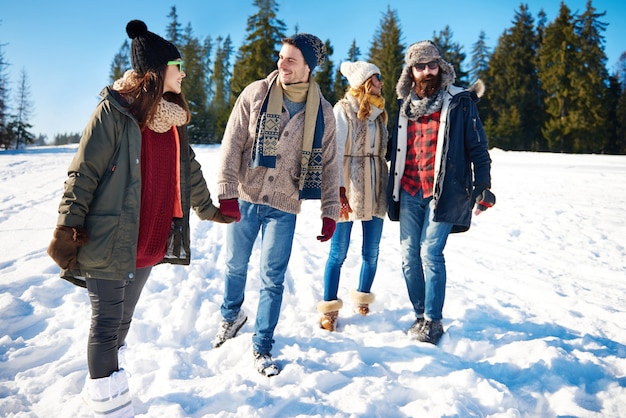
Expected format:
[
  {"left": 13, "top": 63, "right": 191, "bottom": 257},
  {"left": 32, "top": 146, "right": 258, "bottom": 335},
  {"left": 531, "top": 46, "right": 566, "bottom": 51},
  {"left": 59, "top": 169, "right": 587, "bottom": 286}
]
[
  {"left": 254, "top": 351, "right": 280, "bottom": 377},
  {"left": 213, "top": 310, "right": 247, "bottom": 348},
  {"left": 416, "top": 320, "right": 444, "bottom": 345},
  {"left": 407, "top": 317, "right": 425, "bottom": 339}
]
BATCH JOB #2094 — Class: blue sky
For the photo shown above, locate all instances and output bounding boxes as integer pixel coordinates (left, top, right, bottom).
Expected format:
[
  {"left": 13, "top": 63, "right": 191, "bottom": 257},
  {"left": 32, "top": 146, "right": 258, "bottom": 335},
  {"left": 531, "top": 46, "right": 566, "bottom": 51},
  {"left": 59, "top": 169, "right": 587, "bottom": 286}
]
[{"left": 1, "top": 0, "right": 624, "bottom": 140}]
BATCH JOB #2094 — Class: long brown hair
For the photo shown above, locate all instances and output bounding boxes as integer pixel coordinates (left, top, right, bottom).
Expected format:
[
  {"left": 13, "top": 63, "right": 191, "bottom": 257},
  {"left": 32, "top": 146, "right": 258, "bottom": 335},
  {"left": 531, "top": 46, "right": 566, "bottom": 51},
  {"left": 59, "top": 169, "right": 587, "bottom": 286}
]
[
  {"left": 114, "top": 66, "right": 190, "bottom": 130},
  {"left": 350, "top": 78, "right": 388, "bottom": 124}
]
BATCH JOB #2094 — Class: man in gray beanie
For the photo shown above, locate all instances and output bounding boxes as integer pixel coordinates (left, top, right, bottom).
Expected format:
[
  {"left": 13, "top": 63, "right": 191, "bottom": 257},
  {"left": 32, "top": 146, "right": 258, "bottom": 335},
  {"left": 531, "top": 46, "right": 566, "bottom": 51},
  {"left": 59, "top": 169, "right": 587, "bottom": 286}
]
[
  {"left": 387, "top": 40, "right": 495, "bottom": 345},
  {"left": 212, "top": 33, "right": 339, "bottom": 376}
]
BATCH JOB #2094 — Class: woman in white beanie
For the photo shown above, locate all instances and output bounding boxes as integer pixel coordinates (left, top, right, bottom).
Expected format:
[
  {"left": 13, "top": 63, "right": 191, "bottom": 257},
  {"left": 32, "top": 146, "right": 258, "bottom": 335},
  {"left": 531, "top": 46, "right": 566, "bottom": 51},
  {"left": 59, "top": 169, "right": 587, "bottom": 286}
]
[{"left": 317, "top": 61, "right": 389, "bottom": 331}]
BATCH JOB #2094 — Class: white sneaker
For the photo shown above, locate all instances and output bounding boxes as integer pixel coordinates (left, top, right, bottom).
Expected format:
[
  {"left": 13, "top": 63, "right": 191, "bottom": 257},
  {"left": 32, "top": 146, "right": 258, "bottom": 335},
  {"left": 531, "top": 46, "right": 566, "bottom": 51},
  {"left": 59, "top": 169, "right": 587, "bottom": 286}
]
[
  {"left": 253, "top": 351, "right": 280, "bottom": 377},
  {"left": 213, "top": 310, "right": 247, "bottom": 348}
]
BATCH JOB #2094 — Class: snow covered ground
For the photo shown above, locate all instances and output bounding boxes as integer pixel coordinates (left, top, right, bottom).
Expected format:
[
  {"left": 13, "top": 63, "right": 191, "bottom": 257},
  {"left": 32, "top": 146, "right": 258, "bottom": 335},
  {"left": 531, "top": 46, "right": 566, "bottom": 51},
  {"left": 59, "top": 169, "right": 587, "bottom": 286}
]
[{"left": 1, "top": 144, "right": 625, "bottom": 417}]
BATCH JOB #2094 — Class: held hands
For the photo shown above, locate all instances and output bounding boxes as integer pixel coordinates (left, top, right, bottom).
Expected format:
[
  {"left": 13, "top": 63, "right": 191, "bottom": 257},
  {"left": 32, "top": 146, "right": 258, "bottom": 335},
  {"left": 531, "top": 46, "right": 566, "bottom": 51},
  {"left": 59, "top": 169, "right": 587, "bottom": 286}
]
[
  {"left": 339, "top": 186, "right": 352, "bottom": 221},
  {"left": 47, "top": 225, "right": 89, "bottom": 270},
  {"left": 473, "top": 188, "right": 496, "bottom": 215},
  {"left": 317, "top": 217, "right": 336, "bottom": 242},
  {"left": 218, "top": 198, "right": 241, "bottom": 222},
  {"left": 210, "top": 208, "right": 237, "bottom": 224}
]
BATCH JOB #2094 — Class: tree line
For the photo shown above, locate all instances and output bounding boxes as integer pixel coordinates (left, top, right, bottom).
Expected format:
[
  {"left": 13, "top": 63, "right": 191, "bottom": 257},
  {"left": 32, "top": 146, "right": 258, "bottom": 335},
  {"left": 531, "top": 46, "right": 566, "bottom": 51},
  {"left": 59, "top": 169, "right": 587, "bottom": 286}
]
[{"left": 2, "top": 0, "right": 626, "bottom": 153}]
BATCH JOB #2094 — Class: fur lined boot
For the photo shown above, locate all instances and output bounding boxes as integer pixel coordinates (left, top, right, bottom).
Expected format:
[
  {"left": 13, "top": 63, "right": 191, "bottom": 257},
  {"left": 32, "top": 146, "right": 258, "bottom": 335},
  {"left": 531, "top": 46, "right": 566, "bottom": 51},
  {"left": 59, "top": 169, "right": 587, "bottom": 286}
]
[
  {"left": 317, "top": 299, "right": 343, "bottom": 332},
  {"left": 83, "top": 370, "right": 134, "bottom": 417},
  {"left": 351, "top": 289, "right": 375, "bottom": 316}
]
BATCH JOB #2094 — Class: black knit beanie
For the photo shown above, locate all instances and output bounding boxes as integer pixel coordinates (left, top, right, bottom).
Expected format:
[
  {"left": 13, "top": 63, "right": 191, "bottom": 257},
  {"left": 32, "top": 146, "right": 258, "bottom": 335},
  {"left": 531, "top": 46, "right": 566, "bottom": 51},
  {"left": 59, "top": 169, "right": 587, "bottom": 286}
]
[{"left": 126, "top": 20, "right": 181, "bottom": 75}]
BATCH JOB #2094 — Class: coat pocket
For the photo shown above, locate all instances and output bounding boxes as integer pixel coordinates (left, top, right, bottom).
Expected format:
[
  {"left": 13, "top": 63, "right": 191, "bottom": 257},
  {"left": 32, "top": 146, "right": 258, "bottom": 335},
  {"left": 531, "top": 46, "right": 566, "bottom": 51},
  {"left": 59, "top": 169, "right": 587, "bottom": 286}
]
[{"left": 79, "top": 215, "right": 121, "bottom": 269}]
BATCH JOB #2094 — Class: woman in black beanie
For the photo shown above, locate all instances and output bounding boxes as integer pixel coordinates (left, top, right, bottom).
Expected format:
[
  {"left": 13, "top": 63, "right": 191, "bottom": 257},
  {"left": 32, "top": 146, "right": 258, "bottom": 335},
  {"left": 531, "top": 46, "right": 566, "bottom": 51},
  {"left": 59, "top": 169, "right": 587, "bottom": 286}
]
[{"left": 47, "top": 20, "right": 234, "bottom": 417}]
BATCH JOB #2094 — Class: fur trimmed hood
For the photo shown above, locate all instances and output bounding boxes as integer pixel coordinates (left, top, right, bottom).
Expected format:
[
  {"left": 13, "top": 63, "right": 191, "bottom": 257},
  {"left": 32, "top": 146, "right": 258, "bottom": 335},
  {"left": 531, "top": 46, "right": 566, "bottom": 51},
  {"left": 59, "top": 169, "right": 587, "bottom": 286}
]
[{"left": 395, "top": 40, "right": 456, "bottom": 100}]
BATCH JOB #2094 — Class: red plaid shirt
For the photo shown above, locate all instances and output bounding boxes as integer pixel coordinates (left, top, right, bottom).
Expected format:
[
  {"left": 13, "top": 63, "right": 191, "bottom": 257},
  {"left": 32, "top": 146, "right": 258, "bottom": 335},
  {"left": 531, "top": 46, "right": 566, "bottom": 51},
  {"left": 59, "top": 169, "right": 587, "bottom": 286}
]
[{"left": 401, "top": 111, "right": 441, "bottom": 198}]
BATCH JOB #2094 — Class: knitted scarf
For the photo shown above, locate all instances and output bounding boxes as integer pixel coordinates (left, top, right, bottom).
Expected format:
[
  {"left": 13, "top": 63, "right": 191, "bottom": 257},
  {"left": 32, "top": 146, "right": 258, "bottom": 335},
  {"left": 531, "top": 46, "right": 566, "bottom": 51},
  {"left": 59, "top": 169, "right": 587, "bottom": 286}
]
[
  {"left": 147, "top": 99, "right": 188, "bottom": 133},
  {"left": 251, "top": 74, "right": 325, "bottom": 199},
  {"left": 401, "top": 89, "right": 445, "bottom": 120}
]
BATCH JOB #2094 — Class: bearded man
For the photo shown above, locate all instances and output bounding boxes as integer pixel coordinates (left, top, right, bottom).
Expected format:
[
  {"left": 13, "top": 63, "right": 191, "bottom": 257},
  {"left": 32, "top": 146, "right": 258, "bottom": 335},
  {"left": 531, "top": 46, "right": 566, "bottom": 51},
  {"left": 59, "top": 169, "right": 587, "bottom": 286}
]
[{"left": 387, "top": 40, "right": 496, "bottom": 345}]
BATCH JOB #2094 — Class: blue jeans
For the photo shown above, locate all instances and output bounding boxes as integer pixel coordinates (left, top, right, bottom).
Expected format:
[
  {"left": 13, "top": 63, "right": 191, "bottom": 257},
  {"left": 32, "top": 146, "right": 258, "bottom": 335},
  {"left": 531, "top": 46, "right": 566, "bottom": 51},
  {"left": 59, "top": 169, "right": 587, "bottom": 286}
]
[
  {"left": 323, "top": 217, "right": 384, "bottom": 301},
  {"left": 221, "top": 200, "right": 296, "bottom": 354},
  {"left": 399, "top": 189, "right": 452, "bottom": 321}
]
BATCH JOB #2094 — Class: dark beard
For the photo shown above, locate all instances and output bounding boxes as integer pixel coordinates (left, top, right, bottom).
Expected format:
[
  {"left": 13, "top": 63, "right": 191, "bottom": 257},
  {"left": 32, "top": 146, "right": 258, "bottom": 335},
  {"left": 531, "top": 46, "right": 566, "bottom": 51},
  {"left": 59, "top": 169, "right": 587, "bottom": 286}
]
[{"left": 414, "top": 73, "right": 442, "bottom": 98}]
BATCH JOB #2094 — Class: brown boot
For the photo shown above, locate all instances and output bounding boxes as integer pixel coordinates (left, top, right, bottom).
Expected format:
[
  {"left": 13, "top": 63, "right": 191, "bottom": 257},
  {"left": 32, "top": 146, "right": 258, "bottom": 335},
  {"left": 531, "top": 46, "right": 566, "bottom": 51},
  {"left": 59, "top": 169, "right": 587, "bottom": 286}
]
[
  {"left": 350, "top": 289, "right": 375, "bottom": 316},
  {"left": 320, "top": 311, "right": 338, "bottom": 331},
  {"left": 317, "top": 299, "right": 343, "bottom": 332}
]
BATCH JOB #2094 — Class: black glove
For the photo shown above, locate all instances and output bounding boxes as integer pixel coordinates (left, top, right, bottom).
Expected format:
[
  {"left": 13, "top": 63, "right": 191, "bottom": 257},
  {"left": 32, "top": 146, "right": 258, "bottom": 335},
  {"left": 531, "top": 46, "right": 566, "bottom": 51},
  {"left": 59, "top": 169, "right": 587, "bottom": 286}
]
[
  {"left": 47, "top": 225, "right": 89, "bottom": 270},
  {"left": 474, "top": 189, "right": 496, "bottom": 212}
]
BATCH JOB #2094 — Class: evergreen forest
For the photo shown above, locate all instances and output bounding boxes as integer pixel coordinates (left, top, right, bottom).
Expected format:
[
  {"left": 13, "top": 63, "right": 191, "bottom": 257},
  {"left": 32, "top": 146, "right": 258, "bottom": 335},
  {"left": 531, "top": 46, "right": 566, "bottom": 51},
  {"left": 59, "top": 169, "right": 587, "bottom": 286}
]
[{"left": 2, "top": 0, "right": 626, "bottom": 154}]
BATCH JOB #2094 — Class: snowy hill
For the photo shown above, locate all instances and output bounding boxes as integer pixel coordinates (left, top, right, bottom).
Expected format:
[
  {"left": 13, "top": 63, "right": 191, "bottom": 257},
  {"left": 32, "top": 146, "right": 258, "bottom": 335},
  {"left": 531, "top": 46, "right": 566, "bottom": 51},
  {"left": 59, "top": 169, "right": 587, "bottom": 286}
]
[{"left": 1, "top": 145, "right": 625, "bottom": 417}]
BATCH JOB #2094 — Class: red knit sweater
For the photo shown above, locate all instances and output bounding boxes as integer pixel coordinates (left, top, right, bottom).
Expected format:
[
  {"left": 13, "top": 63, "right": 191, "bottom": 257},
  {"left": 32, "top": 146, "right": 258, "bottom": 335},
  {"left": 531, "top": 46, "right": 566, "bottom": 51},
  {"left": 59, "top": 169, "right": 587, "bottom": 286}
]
[{"left": 136, "top": 127, "right": 178, "bottom": 268}]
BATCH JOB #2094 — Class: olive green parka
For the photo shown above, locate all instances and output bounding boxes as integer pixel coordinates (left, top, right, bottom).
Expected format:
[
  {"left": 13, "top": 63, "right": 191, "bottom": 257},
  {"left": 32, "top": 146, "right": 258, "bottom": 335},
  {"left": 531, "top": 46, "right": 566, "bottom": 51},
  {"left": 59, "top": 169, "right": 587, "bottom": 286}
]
[{"left": 56, "top": 87, "right": 218, "bottom": 287}]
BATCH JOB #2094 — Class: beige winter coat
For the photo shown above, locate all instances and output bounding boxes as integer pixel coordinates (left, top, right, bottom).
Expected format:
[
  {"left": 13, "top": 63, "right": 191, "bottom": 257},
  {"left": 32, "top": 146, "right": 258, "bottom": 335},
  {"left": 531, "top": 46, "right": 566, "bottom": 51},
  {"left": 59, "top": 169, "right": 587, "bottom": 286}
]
[
  {"left": 335, "top": 95, "right": 388, "bottom": 221},
  {"left": 218, "top": 71, "right": 340, "bottom": 220}
]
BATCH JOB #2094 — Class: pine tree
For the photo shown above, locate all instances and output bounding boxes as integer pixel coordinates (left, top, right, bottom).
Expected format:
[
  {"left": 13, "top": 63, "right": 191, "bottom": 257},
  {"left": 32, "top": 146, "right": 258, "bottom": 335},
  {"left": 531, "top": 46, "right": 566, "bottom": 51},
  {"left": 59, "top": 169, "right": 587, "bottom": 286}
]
[
  {"left": 605, "top": 75, "right": 623, "bottom": 154},
  {"left": 614, "top": 52, "right": 626, "bottom": 154},
  {"left": 315, "top": 40, "right": 335, "bottom": 104},
  {"left": 469, "top": 31, "right": 490, "bottom": 84},
  {"left": 229, "top": 0, "right": 287, "bottom": 104},
  {"left": 11, "top": 68, "right": 35, "bottom": 149},
  {"left": 570, "top": 0, "right": 610, "bottom": 153},
  {"left": 617, "top": 52, "right": 626, "bottom": 87},
  {"left": 469, "top": 31, "right": 494, "bottom": 134},
  {"left": 179, "top": 23, "right": 211, "bottom": 143},
  {"left": 433, "top": 25, "right": 468, "bottom": 87},
  {"left": 0, "top": 42, "right": 10, "bottom": 150},
  {"left": 109, "top": 40, "right": 130, "bottom": 83},
  {"left": 485, "top": 4, "right": 544, "bottom": 151},
  {"left": 368, "top": 6, "right": 404, "bottom": 134},
  {"left": 616, "top": 83, "right": 626, "bottom": 154},
  {"left": 537, "top": 2, "right": 579, "bottom": 152},
  {"left": 538, "top": 1, "right": 611, "bottom": 153},
  {"left": 166, "top": 6, "right": 183, "bottom": 45},
  {"left": 332, "top": 39, "right": 360, "bottom": 101},
  {"left": 209, "top": 36, "right": 233, "bottom": 142}
]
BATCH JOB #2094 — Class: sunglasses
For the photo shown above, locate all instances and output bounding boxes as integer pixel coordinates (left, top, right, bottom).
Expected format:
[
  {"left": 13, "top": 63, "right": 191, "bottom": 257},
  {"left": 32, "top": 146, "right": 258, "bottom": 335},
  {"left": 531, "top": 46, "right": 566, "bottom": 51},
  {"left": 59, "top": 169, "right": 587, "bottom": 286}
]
[
  {"left": 167, "top": 60, "right": 184, "bottom": 72},
  {"left": 414, "top": 60, "right": 439, "bottom": 71},
  {"left": 373, "top": 73, "right": 382, "bottom": 81}
]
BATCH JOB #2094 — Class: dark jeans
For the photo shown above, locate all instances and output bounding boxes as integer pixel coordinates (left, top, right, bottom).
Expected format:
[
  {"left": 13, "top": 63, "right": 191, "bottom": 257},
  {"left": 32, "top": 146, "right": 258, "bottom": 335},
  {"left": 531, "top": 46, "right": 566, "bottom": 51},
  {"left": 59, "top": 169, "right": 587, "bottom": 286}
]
[{"left": 86, "top": 267, "right": 151, "bottom": 378}]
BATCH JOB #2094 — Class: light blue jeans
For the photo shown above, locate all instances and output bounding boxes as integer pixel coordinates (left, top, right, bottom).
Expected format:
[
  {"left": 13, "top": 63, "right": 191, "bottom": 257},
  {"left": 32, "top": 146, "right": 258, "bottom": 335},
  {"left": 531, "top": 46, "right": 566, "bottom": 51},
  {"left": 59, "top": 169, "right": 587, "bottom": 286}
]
[
  {"left": 323, "top": 217, "right": 384, "bottom": 301},
  {"left": 221, "top": 200, "right": 296, "bottom": 354},
  {"left": 399, "top": 189, "right": 453, "bottom": 321}
]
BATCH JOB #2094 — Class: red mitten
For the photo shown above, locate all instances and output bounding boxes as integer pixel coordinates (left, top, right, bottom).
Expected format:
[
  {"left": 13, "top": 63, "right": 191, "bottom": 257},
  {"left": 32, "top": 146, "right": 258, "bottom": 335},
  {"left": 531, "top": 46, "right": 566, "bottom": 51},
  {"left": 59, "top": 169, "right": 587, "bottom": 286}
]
[
  {"left": 317, "top": 217, "right": 336, "bottom": 242},
  {"left": 219, "top": 199, "right": 241, "bottom": 222},
  {"left": 339, "top": 187, "right": 352, "bottom": 221}
]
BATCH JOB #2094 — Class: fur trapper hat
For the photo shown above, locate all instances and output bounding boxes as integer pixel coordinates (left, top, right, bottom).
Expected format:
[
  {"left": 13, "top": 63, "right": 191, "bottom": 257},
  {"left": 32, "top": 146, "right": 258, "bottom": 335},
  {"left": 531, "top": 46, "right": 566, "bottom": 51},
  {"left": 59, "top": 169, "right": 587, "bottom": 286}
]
[
  {"left": 340, "top": 61, "right": 380, "bottom": 89},
  {"left": 126, "top": 19, "right": 181, "bottom": 75},
  {"left": 395, "top": 40, "right": 456, "bottom": 100}
]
